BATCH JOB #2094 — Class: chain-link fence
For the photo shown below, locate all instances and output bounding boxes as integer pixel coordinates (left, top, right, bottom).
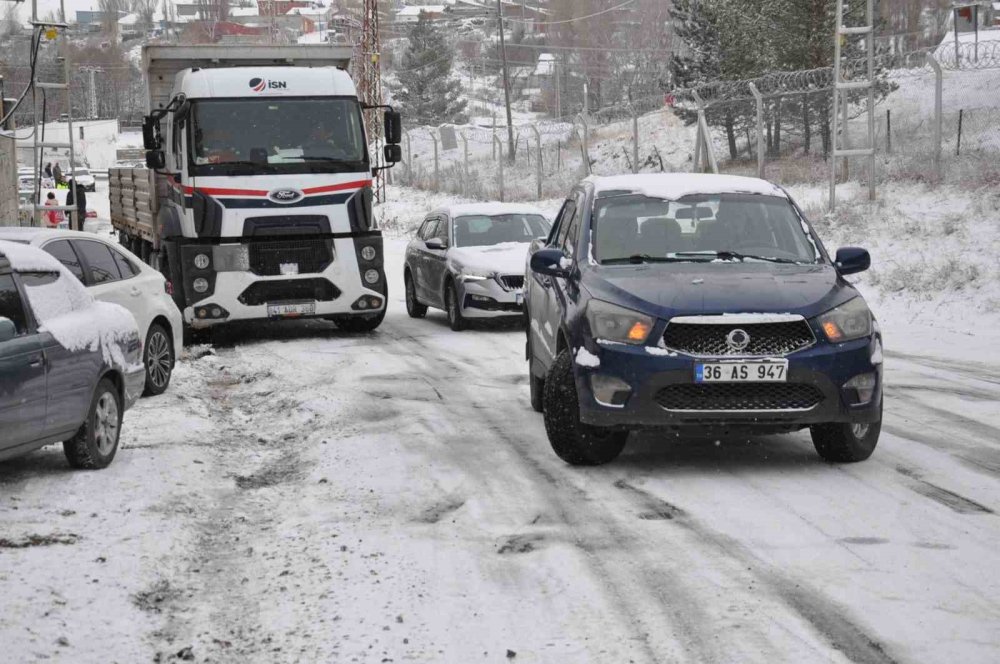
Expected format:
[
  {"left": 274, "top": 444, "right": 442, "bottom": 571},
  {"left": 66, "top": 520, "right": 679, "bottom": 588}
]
[{"left": 394, "top": 39, "right": 1000, "bottom": 206}]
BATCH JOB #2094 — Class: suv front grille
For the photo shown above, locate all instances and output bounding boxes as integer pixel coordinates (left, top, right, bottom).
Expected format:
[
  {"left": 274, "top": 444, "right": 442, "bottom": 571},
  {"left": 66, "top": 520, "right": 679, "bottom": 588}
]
[
  {"left": 247, "top": 239, "right": 333, "bottom": 276},
  {"left": 663, "top": 320, "right": 814, "bottom": 357},
  {"left": 498, "top": 275, "right": 525, "bottom": 291},
  {"left": 656, "top": 383, "right": 823, "bottom": 411}
]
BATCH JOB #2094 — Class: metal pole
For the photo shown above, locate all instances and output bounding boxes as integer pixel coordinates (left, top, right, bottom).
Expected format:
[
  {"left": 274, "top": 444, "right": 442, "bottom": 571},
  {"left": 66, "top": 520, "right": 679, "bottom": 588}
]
[
  {"left": 404, "top": 131, "right": 412, "bottom": 181},
  {"left": 461, "top": 130, "right": 469, "bottom": 180},
  {"left": 492, "top": 113, "right": 497, "bottom": 160},
  {"left": 926, "top": 52, "right": 943, "bottom": 179},
  {"left": 749, "top": 82, "right": 765, "bottom": 178},
  {"left": 494, "top": 135, "right": 505, "bottom": 202},
  {"left": 496, "top": 0, "right": 516, "bottom": 163},
  {"left": 691, "top": 90, "right": 718, "bottom": 174},
  {"left": 866, "top": 0, "right": 875, "bottom": 201},
  {"left": 575, "top": 114, "right": 590, "bottom": 175},
  {"left": 530, "top": 124, "right": 542, "bottom": 198},
  {"left": 432, "top": 130, "right": 439, "bottom": 191},
  {"left": 953, "top": 8, "right": 961, "bottom": 69},
  {"left": 886, "top": 109, "right": 891, "bottom": 154},
  {"left": 631, "top": 105, "right": 639, "bottom": 174},
  {"left": 829, "top": 0, "right": 845, "bottom": 211},
  {"left": 957, "top": 109, "right": 964, "bottom": 156}
]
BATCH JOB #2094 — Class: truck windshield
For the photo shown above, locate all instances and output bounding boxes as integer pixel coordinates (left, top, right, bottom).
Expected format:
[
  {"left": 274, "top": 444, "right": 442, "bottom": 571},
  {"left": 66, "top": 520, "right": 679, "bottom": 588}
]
[{"left": 189, "top": 97, "right": 368, "bottom": 175}]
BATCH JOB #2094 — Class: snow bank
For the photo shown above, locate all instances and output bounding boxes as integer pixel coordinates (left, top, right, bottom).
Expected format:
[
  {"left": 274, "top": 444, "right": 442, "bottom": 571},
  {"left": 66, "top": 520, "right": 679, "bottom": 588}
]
[
  {"left": 0, "top": 241, "right": 141, "bottom": 372},
  {"left": 449, "top": 242, "right": 531, "bottom": 276},
  {"left": 585, "top": 173, "right": 788, "bottom": 200}
]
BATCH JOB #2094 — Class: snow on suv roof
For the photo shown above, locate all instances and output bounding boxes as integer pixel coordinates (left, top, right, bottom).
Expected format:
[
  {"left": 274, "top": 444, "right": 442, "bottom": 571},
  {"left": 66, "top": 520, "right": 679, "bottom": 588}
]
[
  {"left": 434, "top": 203, "right": 548, "bottom": 218},
  {"left": 585, "top": 173, "right": 788, "bottom": 200}
]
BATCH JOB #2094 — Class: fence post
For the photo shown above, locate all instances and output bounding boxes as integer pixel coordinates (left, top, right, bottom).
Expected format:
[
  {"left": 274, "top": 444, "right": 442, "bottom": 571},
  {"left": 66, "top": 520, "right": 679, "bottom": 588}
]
[
  {"left": 691, "top": 90, "right": 718, "bottom": 174},
  {"left": 957, "top": 109, "right": 964, "bottom": 156},
  {"left": 460, "top": 130, "right": 470, "bottom": 196},
  {"left": 431, "top": 130, "right": 440, "bottom": 191},
  {"left": 926, "top": 52, "right": 943, "bottom": 179},
  {"left": 492, "top": 113, "right": 497, "bottom": 161},
  {"left": 530, "top": 124, "right": 542, "bottom": 199},
  {"left": 886, "top": 109, "right": 891, "bottom": 154},
  {"left": 576, "top": 113, "right": 591, "bottom": 174},
  {"left": 494, "top": 134, "right": 505, "bottom": 202},
  {"left": 404, "top": 131, "right": 412, "bottom": 182},
  {"left": 748, "top": 82, "right": 765, "bottom": 178},
  {"left": 631, "top": 104, "right": 639, "bottom": 174}
]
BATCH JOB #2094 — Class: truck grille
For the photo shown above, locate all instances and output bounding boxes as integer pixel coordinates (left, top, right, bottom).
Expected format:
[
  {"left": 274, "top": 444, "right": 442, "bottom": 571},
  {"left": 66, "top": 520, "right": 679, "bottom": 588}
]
[
  {"left": 497, "top": 275, "right": 525, "bottom": 291},
  {"left": 247, "top": 239, "right": 333, "bottom": 276},
  {"left": 656, "top": 384, "right": 823, "bottom": 412},
  {"left": 663, "top": 320, "right": 814, "bottom": 357},
  {"left": 237, "top": 278, "right": 341, "bottom": 307}
]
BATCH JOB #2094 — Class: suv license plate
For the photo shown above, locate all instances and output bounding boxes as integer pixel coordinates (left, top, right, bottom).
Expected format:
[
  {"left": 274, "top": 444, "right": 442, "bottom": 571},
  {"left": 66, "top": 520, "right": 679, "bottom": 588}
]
[
  {"left": 696, "top": 360, "right": 788, "bottom": 383},
  {"left": 267, "top": 302, "right": 316, "bottom": 317}
]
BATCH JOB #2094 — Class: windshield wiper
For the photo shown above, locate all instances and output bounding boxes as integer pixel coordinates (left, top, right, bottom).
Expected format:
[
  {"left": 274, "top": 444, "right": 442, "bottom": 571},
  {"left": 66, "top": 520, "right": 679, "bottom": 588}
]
[
  {"left": 603, "top": 254, "right": 704, "bottom": 265},
  {"left": 674, "top": 250, "right": 803, "bottom": 265}
]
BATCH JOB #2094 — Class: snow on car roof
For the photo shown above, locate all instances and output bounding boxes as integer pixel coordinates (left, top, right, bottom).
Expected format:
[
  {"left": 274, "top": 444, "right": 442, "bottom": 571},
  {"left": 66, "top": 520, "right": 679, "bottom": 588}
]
[
  {"left": 0, "top": 238, "right": 65, "bottom": 273},
  {"left": 585, "top": 173, "right": 788, "bottom": 200},
  {"left": 434, "top": 203, "right": 548, "bottom": 219}
]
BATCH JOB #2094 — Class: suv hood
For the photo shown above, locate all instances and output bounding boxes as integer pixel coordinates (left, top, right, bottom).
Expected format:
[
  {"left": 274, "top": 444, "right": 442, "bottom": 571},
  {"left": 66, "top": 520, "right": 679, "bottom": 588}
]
[
  {"left": 449, "top": 242, "right": 530, "bottom": 276},
  {"left": 584, "top": 262, "right": 856, "bottom": 320}
]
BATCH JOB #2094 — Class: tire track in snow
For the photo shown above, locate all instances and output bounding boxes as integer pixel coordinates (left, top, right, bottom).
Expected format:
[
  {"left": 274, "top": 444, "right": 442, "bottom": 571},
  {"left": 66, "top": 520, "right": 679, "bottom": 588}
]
[{"left": 895, "top": 466, "right": 995, "bottom": 515}]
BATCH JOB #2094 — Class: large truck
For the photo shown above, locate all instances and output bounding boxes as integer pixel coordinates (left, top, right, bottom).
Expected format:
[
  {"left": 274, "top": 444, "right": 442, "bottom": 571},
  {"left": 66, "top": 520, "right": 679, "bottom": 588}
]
[{"left": 111, "top": 45, "right": 401, "bottom": 334}]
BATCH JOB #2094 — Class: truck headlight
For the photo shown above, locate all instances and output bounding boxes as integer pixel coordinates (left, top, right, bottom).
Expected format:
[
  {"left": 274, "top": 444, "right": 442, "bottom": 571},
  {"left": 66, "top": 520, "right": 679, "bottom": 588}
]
[
  {"left": 192, "top": 278, "right": 209, "bottom": 293},
  {"left": 361, "top": 245, "right": 377, "bottom": 261},
  {"left": 586, "top": 300, "right": 654, "bottom": 345},
  {"left": 364, "top": 269, "right": 380, "bottom": 284},
  {"left": 193, "top": 253, "right": 210, "bottom": 270},
  {"left": 815, "top": 297, "right": 872, "bottom": 343}
]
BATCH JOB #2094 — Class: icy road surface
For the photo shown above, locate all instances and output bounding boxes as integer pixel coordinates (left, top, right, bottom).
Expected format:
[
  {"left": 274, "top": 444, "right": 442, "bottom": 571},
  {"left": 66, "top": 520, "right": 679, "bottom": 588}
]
[{"left": 2, "top": 239, "right": 999, "bottom": 663}]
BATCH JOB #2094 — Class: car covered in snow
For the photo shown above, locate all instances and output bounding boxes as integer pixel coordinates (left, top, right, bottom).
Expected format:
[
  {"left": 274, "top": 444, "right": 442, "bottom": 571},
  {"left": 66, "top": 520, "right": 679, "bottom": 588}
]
[
  {"left": 0, "top": 228, "right": 183, "bottom": 396},
  {"left": 526, "top": 173, "right": 883, "bottom": 466},
  {"left": 69, "top": 167, "right": 97, "bottom": 192},
  {"left": 0, "top": 240, "right": 144, "bottom": 468},
  {"left": 404, "top": 203, "right": 551, "bottom": 330}
]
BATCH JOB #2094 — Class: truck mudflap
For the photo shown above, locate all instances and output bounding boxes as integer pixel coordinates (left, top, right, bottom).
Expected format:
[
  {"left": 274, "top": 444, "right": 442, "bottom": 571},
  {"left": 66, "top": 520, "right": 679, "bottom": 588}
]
[{"left": 174, "top": 232, "right": 385, "bottom": 326}]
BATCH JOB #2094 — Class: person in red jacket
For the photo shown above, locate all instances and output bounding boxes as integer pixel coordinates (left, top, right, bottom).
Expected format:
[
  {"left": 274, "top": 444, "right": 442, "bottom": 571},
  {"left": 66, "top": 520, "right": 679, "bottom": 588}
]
[{"left": 43, "top": 192, "right": 65, "bottom": 228}]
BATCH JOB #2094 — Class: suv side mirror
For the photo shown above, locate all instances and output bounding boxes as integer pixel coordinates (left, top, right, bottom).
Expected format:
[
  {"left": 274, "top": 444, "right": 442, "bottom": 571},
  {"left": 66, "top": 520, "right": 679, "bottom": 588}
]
[
  {"left": 383, "top": 144, "right": 402, "bottom": 164},
  {"left": 531, "top": 248, "right": 571, "bottom": 278},
  {"left": 835, "top": 247, "right": 871, "bottom": 275},
  {"left": 384, "top": 109, "right": 402, "bottom": 144},
  {"left": 145, "top": 149, "right": 166, "bottom": 170},
  {"left": 0, "top": 316, "right": 16, "bottom": 343},
  {"left": 424, "top": 238, "right": 448, "bottom": 251},
  {"left": 142, "top": 115, "right": 161, "bottom": 150}
]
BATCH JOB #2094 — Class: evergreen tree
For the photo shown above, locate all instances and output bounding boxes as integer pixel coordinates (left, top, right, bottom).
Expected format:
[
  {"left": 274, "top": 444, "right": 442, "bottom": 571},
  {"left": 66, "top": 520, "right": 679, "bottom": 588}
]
[{"left": 394, "top": 14, "right": 467, "bottom": 127}]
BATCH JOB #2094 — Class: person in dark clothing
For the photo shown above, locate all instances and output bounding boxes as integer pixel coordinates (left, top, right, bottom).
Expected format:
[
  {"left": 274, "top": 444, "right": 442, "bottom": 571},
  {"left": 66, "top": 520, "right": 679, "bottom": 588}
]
[
  {"left": 52, "top": 162, "right": 63, "bottom": 186},
  {"left": 44, "top": 162, "right": 53, "bottom": 178},
  {"left": 65, "top": 179, "right": 87, "bottom": 229}
]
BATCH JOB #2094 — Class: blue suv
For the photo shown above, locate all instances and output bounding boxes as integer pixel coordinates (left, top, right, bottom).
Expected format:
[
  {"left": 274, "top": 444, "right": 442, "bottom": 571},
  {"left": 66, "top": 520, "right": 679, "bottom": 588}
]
[{"left": 526, "top": 174, "right": 882, "bottom": 466}]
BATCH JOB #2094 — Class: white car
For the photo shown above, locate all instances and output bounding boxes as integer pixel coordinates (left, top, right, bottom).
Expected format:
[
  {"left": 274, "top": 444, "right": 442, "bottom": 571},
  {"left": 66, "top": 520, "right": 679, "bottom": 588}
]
[
  {"left": 0, "top": 228, "right": 183, "bottom": 396},
  {"left": 69, "top": 167, "right": 97, "bottom": 192},
  {"left": 17, "top": 167, "right": 55, "bottom": 190}
]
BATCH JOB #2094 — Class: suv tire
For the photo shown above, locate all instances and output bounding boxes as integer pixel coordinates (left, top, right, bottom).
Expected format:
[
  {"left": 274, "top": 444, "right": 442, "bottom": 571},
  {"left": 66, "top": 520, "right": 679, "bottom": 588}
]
[
  {"left": 143, "top": 323, "right": 174, "bottom": 396},
  {"left": 445, "top": 281, "right": 467, "bottom": 331},
  {"left": 64, "top": 378, "right": 122, "bottom": 469},
  {"left": 405, "top": 271, "right": 427, "bottom": 318},
  {"left": 543, "top": 349, "right": 627, "bottom": 465},
  {"left": 810, "top": 401, "right": 882, "bottom": 462}
]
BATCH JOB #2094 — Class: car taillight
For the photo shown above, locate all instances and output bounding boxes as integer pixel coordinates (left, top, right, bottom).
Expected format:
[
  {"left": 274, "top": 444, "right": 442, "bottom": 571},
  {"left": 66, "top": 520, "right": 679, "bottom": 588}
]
[{"left": 164, "top": 280, "right": 174, "bottom": 295}]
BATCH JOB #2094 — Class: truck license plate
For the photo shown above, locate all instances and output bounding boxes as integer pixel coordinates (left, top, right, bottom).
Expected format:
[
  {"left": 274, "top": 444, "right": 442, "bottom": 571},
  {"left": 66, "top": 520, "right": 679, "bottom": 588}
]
[
  {"left": 267, "top": 302, "right": 316, "bottom": 318},
  {"left": 695, "top": 360, "right": 788, "bottom": 383}
]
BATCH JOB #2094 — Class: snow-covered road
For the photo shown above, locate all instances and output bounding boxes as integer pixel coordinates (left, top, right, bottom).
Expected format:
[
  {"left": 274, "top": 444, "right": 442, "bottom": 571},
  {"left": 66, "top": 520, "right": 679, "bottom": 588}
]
[{"left": 2, "top": 238, "right": 999, "bottom": 663}]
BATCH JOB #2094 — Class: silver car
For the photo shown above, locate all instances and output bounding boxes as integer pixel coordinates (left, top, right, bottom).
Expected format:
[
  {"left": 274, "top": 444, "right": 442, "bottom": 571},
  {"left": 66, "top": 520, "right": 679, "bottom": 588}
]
[{"left": 404, "top": 204, "right": 551, "bottom": 331}]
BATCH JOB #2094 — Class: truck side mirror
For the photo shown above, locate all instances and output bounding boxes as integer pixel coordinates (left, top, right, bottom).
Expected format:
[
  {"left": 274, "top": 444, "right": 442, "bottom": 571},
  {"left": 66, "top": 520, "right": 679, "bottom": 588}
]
[
  {"left": 142, "top": 115, "right": 161, "bottom": 150},
  {"left": 0, "top": 316, "right": 16, "bottom": 343},
  {"left": 383, "top": 144, "right": 402, "bottom": 164},
  {"left": 384, "top": 110, "right": 402, "bottom": 145},
  {"left": 146, "top": 149, "right": 166, "bottom": 170}
]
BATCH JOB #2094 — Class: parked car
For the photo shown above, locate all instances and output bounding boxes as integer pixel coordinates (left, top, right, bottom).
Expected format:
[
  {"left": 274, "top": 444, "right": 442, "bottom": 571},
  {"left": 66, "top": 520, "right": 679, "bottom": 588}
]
[
  {"left": 0, "top": 240, "right": 144, "bottom": 468},
  {"left": 526, "top": 173, "right": 883, "bottom": 466},
  {"left": 17, "top": 167, "right": 55, "bottom": 190},
  {"left": 0, "top": 228, "right": 182, "bottom": 396},
  {"left": 69, "top": 167, "right": 97, "bottom": 192},
  {"left": 404, "top": 204, "right": 551, "bottom": 331}
]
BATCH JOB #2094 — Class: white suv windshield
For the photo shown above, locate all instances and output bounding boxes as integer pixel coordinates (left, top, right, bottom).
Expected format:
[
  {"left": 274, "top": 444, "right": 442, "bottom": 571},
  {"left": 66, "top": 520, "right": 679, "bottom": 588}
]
[
  {"left": 592, "top": 193, "right": 819, "bottom": 264},
  {"left": 453, "top": 214, "right": 550, "bottom": 248}
]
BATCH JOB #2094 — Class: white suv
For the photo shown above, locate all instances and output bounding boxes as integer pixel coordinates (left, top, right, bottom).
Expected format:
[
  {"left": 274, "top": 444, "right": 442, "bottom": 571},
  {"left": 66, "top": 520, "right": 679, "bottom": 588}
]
[{"left": 0, "top": 228, "right": 183, "bottom": 396}]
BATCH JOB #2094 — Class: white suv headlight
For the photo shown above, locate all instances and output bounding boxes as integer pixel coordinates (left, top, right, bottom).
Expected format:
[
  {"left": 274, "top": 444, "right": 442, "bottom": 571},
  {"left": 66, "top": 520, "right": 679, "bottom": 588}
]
[
  {"left": 586, "top": 300, "right": 654, "bottom": 345},
  {"left": 815, "top": 297, "right": 872, "bottom": 343},
  {"left": 457, "top": 267, "right": 495, "bottom": 283}
]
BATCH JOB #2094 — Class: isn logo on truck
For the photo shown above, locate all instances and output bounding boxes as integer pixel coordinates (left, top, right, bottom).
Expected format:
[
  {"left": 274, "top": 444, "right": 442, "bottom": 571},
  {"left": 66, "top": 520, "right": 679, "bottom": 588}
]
[{"left": 249, "top": 77, "right": 286, "bottom": 92}]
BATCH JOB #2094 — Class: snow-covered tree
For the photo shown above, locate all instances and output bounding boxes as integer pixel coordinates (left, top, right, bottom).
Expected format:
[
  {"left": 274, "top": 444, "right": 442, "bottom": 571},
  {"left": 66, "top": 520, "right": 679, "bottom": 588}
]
[{"left": 393, "top": 13, "right": 467, "bottom": 127}]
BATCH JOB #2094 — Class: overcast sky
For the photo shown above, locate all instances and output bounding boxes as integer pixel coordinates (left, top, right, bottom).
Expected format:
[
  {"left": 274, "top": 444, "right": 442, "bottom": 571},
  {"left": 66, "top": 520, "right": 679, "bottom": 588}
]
[{"left": 11, "top": 0, "right": 119, "bottom": 23}]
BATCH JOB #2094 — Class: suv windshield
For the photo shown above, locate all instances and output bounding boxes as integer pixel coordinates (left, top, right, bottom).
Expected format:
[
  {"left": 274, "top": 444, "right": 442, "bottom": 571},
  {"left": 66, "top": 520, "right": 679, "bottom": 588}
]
[
  {"left": 592, "top": 193, "right": 819, "bottom": 264},
  {"left": 189, "top": 98, "right": 368, "bottom": 175},
  {"left": 453, "top": 214, "right": 550, "bottom": 248}
]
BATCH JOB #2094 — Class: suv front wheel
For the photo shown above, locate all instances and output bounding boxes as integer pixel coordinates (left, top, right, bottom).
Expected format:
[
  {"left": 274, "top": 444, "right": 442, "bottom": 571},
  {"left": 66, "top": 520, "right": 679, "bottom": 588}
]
[
  {"left": 543, "top": 349, "right": 628, "bottom": 465},
  {"left": 810, "top": 401, "right": 882, "bottom": 462}
]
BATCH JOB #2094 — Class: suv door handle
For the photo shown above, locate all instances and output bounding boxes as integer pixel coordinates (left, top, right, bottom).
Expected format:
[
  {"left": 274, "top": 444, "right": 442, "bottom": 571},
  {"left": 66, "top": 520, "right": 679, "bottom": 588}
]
[{"left": 29, "top": 355, "right": 44, "bottom": 368}]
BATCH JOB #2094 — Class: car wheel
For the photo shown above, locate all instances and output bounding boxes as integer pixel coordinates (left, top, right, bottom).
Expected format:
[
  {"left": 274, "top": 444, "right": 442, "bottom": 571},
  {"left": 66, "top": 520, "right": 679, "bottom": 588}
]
[
  {"left": 445, "top": 281, "right": 466, "bottom": 331},
  {"left": 335, "top": 312, "right": 385, "bottom": 333},
  {"left": 405, "top": 271, "right": 427, "bottom": 318},
  {"left": 810, "top": 401, "right": 882, "bottom": 463},
  {"left": 527, "top": 334, "right": 544, "bottom": 413},
  {"left": 63, "top": 378, "right": 122, "bottom": 469},
  {"left": 143, "top": 323, "right": 174, "bottom": 396},
  {"left": 543, "top": 349, "right": 628, "bottom": 465}
]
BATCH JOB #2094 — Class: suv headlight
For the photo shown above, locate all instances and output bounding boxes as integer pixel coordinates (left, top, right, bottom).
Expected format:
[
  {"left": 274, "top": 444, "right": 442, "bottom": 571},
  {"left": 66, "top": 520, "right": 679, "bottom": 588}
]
[
  {"left": 815, "top": 297, "right": 872, "bottom": 343},
  {"left": 456, "top": 267, "right": 495, "bottom": 283},
  {"left": 586, "top": 300, "right": 654, "bottom": 345}
]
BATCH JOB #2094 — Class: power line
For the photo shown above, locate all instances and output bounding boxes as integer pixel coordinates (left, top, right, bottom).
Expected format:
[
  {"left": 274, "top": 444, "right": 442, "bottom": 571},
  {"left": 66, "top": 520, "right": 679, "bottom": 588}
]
[{"left": 502, "top": 0, "right": 637, "bottom": 25}]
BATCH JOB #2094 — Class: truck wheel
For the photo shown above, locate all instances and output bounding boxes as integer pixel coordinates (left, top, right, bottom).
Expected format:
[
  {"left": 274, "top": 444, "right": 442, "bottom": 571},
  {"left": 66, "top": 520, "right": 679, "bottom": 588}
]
[
  {"left": 810, "top": 402, "right": 882, "bottom": 463},
  {"left": 543, "top": 349, "right": 627, "bottom": 466},
  {"left": 63, "top": 378, "right": 122, "bottom": 470},
  {"left": 405, "top": 271, "right": 427, "bottom": 318},
  {"left": 143, "top": 323, "right": 174, "bottom": 396},
  {"left": 336, "top": 312, "right": 384, "bottom": 333},
  {"left": 445, "top": 281, "right": 466, "bottom": 331}
]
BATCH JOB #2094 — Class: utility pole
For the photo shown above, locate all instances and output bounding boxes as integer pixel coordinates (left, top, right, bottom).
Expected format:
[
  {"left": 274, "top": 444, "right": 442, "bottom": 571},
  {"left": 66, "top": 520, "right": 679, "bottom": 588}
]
[
  {"left": 496, "top": 0, "right": 515, "bottom": 163},
  {"left": 80, "top": 66, "right": 101, "bottom": 119}
]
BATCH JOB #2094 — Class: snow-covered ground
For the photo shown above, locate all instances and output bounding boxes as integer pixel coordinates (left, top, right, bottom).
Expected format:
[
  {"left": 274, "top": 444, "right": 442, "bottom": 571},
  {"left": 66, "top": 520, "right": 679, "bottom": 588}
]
[{"left": 2, "top": 180, "right": 1000, "bottom": 662}]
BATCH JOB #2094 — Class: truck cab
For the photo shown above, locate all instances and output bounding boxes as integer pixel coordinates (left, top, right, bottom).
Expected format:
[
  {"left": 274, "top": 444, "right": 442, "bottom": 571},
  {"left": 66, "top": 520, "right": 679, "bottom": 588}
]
[{"left": 133, "top": 46, "right": 401, "bottom": 333}]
